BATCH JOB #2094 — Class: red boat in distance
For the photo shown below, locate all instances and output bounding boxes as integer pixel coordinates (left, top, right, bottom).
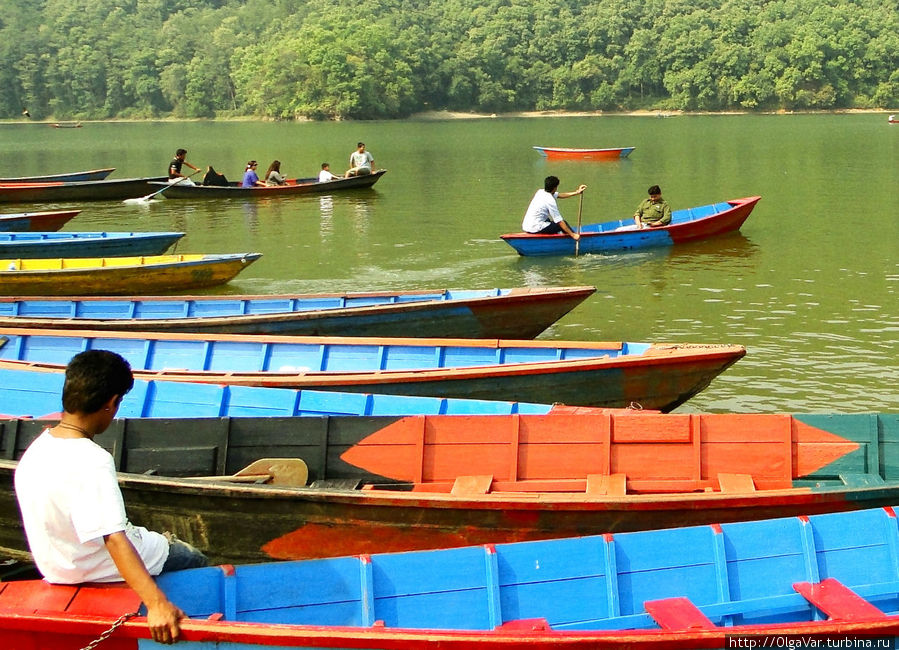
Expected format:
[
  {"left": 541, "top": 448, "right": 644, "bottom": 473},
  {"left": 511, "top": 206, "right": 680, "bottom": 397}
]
[
  {"left": 0, "top": 209, "right": 80, "bottom": 232},
  {"left": 533, "top": 146, "right": 635, "bottom": 160}
]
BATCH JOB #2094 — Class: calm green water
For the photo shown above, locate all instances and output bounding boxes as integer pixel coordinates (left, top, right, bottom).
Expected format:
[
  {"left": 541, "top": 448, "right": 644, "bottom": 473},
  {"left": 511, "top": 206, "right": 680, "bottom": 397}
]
[{"left": 1, "top": 114, "right": 897, "bottom": 413}]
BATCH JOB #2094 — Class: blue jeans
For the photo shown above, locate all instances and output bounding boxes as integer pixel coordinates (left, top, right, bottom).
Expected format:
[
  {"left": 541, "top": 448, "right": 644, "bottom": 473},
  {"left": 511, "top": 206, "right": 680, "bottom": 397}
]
[{"left": 160, "top": 532, "right": 209, "bottom": 573}]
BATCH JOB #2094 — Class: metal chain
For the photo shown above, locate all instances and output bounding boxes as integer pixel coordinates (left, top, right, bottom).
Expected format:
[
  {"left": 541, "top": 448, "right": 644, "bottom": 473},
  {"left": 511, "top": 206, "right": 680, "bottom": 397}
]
[{"left": 79, "top": 610, "right": 140, "bottom": 650}]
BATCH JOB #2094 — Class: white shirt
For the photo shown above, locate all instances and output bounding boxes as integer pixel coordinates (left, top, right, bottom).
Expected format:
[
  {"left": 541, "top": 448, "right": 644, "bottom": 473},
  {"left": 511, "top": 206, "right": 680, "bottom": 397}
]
[
  {"left": 14, "top": 431, "right": 168, "bottom": 583},
  {"left": 521, "top": 189, "right": 562, "bottom": 233},
  {"left": 318, "top": 170, "right": 338, "bottom": 182},
  {"left": 349, "top": 150, "right": 373, "bottom": 170}
]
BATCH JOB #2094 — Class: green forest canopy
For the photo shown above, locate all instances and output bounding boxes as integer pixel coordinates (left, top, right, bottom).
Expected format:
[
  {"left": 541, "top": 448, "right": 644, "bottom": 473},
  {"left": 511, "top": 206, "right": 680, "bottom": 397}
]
[{"left": 1, "top": 0, "right": 897, "bottom": 120}]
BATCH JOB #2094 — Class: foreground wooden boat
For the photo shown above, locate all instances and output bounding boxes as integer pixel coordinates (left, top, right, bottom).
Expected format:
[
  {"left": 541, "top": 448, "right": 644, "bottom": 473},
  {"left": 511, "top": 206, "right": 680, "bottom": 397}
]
[
  {"left": 0, "top": 209, "right": 80, "bottom": 232},
  {"left": 0, "top": 411, "right": 894, "bottom": 564},
  {"left": 0, "top": 286, "right": 595, "bottom": 338},
  {"left": 533, "top": 145, "right": 636, "bottom": 160},
  {"left": 152, "top": 169, "right": 387, "bottom": 198},
  {"left": 502, "top": 196, "right": 761, "bottom": 256},
  {"left": 0, "top": 329, "right": 745, "bottom": 409},
  {"left": 0, "top": 175, "right": 167, "bottom": 203},
  {"left": 0, "top": 167, "right": 113, "bottom": 183},
  {"left": 0, "top": 253, "right": 260, "bottom": 295},
  {"left": 0, "top": 231, "right": 184, "bottom": 258},
  {"left": 4, "top": 509, "right": 899, "bottom": 650}
]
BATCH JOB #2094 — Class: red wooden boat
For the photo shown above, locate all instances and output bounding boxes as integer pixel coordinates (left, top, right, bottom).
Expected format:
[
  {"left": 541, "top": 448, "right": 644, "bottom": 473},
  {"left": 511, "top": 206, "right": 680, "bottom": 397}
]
[
  {"left": 0, "top": 209, "right": 80, "bottom": 232},
  {"left": 3, "top": 507, "right": 899, "bottom": 649},
  {"left": 533, "top": 146, "right": 635, "bottom": 160},
  {"left": 0, "top": 412, "right": 896, "bottom": 565}
]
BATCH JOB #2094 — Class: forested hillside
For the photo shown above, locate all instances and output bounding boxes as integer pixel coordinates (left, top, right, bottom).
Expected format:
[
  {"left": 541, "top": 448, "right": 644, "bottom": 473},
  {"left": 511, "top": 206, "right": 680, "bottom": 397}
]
[{"left": 1, "top": 0, "right": 896, "bottom": 120}]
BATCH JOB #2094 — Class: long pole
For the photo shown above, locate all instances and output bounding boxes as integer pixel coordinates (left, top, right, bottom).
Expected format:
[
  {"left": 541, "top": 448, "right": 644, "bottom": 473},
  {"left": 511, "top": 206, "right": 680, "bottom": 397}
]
[{"left": 574, "top": 191, "right": 584, "bottom": 257}]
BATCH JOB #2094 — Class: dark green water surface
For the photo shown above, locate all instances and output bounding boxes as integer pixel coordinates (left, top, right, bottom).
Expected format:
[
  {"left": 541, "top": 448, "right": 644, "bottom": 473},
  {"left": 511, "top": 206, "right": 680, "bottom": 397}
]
[{"left": 1, "top": 114, "right": 896, "bottom": 412}]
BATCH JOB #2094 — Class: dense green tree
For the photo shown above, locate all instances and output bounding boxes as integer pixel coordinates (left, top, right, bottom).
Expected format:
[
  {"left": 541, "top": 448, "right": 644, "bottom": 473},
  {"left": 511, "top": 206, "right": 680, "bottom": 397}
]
[{"left": 0, "top": 0, "right": 895, "bottom": 120}]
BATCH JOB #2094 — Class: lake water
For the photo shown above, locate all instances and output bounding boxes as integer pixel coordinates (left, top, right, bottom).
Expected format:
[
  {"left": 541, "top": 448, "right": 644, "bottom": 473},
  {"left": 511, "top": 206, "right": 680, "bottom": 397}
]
[{"left": 1, "top": 114, "right": 897, "bottom": 413}]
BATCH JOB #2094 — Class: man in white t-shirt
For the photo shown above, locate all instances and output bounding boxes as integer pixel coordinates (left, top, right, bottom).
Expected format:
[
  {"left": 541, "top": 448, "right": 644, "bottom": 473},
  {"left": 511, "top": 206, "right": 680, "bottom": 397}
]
[
  {"left": 318, "top": 162, "right": 339, "bottom": 182},
  {"left": 521, "top": 175, "right": 586, "bottom": 239},
  {"left": 345, "top": 142, "right": 375, "bottom": 177},
  {"left": 15, "top": 350, "right": 208, "bottom": 645}
]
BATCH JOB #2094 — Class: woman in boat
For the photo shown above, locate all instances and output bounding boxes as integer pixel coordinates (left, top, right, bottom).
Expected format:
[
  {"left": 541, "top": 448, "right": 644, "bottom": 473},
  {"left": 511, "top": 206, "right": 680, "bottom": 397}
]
[
  {"left": 14, "top": 350, "right": 209, "bottom": 644},
  {"left": 264, "top": 160, "right": 287, "bottom": 186},
  {"left": 241, "top": 160, "right": 265, "bottom": 188}
]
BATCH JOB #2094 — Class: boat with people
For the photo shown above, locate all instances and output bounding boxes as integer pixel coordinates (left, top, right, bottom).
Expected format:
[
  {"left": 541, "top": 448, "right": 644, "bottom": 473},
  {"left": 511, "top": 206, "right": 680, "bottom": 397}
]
[
  {"left": 151, "top": 169, "right": 387, "bottom": 198},
  {"left": 0, "top": 411, "right": 895, "bottom": 565},
  {"left": 533, "top": 146, "right": 635, "bottom": 160},
  {"left": 0, "top": 328, "right": 745, "bottom": 410},
  {"left": 502, "top": 196, "right": 761, "bottom": 256},
  {"left": 0, "top": 209, "right": 81, "bottom": 232},
  {"left": 0, "top": 168, "right": 114, "bottom": 183},
  {"left": 890, "top": 114, "right": 898, "bottom": 124},
  {"left": 0, "top": 231, "right": 184, "bottom": 258},
  {"left": 0, "top": 286, "right": 595, "bottom": 338},
  {"left": 0, "top": 253, "right": 260, "bottom": 295},
  {"left": 0, "top": 175, "right": 167, "bottom": 202},
  {"left": 3, "top": 505, "right": 899, "bottom": 650}
]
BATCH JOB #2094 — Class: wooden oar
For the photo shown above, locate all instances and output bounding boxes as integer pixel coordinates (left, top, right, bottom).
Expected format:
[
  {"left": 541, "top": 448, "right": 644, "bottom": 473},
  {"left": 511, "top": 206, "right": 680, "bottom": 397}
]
[
  {"left": 574, "top": 191, "right": 584, "bottom": 257},
  {"left": 123, "top": 170, "right": 199, "bottom": 204},
  {"left": 187, "top": 458, "right": 308, "bottom": 486}
]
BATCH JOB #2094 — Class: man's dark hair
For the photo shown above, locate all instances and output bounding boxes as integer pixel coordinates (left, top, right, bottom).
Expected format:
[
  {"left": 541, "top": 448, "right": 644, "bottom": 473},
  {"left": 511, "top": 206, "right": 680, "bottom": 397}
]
[
  {"left": 648, "top": 185, "right": 662, "bottom": 195},
  {"left": 176, "top": 148, "right": 187, "bottom": 157},
  {"left": 544, "top": 176, "right": 560, "bottom": 193},
  {"left": 357, "top": 142, "right": 365, "bottom": 147},
  {"left": 62, "top": 350, "right": 134, "bottom": 414}
]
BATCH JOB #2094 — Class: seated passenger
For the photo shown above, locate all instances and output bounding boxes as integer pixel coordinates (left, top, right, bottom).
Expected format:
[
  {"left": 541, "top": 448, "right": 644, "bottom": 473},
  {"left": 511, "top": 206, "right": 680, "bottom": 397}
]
[
  {"left": 264, "top": 160, "right": 287, "bottom": 186},
  {"left": 318, "top": 162, "right": 339, "bottom": 182},
  {"left": 202, "top": 166, "right": 229, "bottom": 187},
  {"left": 241, "top": 161, "right": 265, "bottom": 188}
]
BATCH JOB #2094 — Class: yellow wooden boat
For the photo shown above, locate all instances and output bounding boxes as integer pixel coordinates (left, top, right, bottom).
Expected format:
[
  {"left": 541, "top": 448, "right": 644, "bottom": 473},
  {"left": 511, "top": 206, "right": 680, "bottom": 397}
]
[{"left": 0, "top": 253, "right": 261, "bottom": 295}]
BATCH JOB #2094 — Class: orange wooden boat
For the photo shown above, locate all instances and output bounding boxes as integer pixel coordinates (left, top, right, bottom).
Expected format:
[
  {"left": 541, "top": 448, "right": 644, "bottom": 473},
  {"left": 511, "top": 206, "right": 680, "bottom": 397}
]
[{"left": 533, "top": 146, "right": 635, "bottom": 160}]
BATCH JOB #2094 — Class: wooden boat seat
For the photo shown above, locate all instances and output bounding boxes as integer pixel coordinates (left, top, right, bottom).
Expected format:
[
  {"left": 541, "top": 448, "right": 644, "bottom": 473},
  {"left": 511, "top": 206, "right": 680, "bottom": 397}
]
[
  {"left": 839, "top": 473, "right": 886, "bottom": 487},
  {"left": 793, "top": 578, "right": 888, "bottom": 621},
  {"left": 717, "top": 473, "right": 756, "bottom": 493},
  {"left": 586, "top": 473, "right": 626, "bottom": 495},
  {"left": 451, "top": 475, "right": 493, "bottom": 495},
  {"left": 644, "top": 596, "right": 716, "bottom": 630}
]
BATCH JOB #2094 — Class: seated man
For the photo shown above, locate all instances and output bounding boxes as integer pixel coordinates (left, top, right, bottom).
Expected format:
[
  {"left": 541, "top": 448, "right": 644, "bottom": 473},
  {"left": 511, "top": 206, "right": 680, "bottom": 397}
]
[
  {"left": 633, "top": 184, "right": 672, "bottom": 228},
  {"left": 345, "top": 142, "right": 374, "bottom": 177},
  {"left": 521, "top": 175, "right": 585, "bottom": 240},
  {"left": 14, "top": 350, "right": 209, "bottom": 645}
]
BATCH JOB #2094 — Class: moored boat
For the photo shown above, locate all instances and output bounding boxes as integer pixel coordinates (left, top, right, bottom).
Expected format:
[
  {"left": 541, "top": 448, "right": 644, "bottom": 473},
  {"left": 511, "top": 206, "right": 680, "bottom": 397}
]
[
  {"left": 0, "top": 411, "right": 894, "bottom": 564},
  {"left": 502, "top": 196, "right": 761, "bottom": 256},
  {"left": 0, "top": 253, "right": 260, "bottom": 295},
  {"left": 0, "top": 176, "right": 167, "bottom": 203},
  {"left": 152, "top": 169, "right": 387, "bottom": 198},
  {"left": 0, "top": 329, "right": 745, "bottom": 410},
  {"left": 0, "top": 286, "right": 595, "bottom": 338},
  {"left": 0, "top": 209, "right": 81, "bottom": 232},
  {"left": 533, "top": 145, "right": 635, "bottom": 160},
  {"left": 0, "top": 168, "right": 113, "bottom": 183},
  {"left": 0, "top": 231, "right": 184, "bottom": 258},
  {"left": 3, "top": 507, "right": 899, "bottom": 650}
]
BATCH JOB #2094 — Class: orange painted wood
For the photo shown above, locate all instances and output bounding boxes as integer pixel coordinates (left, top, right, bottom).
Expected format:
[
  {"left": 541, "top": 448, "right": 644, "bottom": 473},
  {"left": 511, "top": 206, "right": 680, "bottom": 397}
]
[
  {"left": 496, "top": 618, "right": 551, "bottom": 631},
  {"left": 793, "top": 579, "right": 887, "bottom": 621},
  {"left": 587, "top": 474, "right": 626, "bottom": 495},
  {"left": 717, "top": 473, "right": 756, "bottom": 493},
  {"left": 644, "top": 597, "right": 716, "bottom": 630},
  {"left": 340, "top": 413, "right": 860, "bottom": 491},
  {"left": 451, "top": 475, "right": 493, "bottom": 496}
]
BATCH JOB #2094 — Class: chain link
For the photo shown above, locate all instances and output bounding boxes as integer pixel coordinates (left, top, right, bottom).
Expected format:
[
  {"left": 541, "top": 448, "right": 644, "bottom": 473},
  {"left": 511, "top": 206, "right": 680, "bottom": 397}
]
[{"left": 79, "top": 610, "right": 140, "bottom": 650}]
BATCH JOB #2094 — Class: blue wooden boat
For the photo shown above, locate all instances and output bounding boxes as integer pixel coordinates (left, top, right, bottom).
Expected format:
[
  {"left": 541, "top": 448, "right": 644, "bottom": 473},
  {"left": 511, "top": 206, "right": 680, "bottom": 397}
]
[
  {"left": 0, "top": 167, "right": 114, "bottom": 183},
  {"left": 4, "top": 508, "right": 899, "bottom": 649},
  {"left": 0, "top": 329, "right": 745, "bottom": 410},
  {"left": 0, "top": 209, "right": 80, "bottom": 232},
  {"left": 0, "top": 175, "right": 167, "bottom": 203},
  {"left": 0, "top": 231, "right": 184, "bottom": 258},
  {"left": 502, "top": 196, "right": 761, "bottom": 256},
  {"left": 0, "top": 286, "right": 595, "bottom": 338},
  {"left": 0, "top": 366, "right": 562, "bottom": 419},
  {"left": 151, "top": 169, "right": 387, "bottom": 198}
]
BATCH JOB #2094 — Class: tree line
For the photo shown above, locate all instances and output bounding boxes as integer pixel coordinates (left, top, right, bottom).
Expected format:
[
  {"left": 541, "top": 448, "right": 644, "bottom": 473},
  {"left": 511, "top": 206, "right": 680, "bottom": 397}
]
[{"left": 1, "top": 0, "right": 896, "bottom": 121}]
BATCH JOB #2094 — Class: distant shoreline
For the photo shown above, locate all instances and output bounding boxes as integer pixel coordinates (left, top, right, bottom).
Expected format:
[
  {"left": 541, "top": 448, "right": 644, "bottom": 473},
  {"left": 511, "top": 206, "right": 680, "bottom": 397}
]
[{"left": 2, "top": 108, "right": 895, "bottom": 125}]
